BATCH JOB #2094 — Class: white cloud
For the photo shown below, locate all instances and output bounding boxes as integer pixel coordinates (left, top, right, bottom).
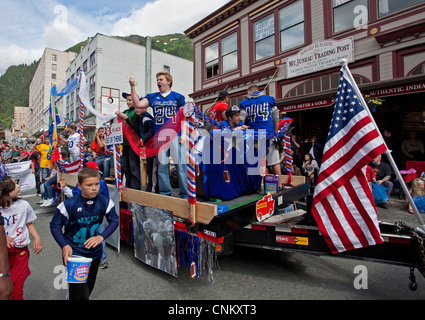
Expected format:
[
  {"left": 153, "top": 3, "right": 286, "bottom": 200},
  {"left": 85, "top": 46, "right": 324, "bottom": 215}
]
[
  {"left": 0, "top": 0, "right": 230, "bottom": 75},
  {"left": 42, "top": 21, "right": 87, "bottom": 52},
  {"left": 0, "top": 45, "right": 43, "bottom": 76},
  {"left": 112, "top": 0, "right": 229, "bottom": 36}
]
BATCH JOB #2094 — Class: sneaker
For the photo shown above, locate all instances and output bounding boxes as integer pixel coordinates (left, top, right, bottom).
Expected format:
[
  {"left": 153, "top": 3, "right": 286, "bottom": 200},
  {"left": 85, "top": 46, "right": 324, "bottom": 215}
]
[
  {"left": 41, "top": 198, "right": 55, "bottom": 207},
  {"left": 37, "top": 199, "right": 44, "bottom": 204},
  {"left": 100, "top": 261, "right": 109, "bottom": 269}
]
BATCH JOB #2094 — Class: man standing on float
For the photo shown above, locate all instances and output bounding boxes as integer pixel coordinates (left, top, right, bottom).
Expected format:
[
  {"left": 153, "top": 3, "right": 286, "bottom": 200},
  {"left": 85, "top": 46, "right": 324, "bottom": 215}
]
[
  {"left": 240, "top": 85, "right": 281, "bottom": 182},
  {"left": 129, "top": 72, "right": 188, "bottom": 199}
]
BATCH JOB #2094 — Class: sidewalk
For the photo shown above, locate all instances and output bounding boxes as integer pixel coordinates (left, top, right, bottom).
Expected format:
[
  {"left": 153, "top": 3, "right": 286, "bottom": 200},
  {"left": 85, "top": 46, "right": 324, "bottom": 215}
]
[{"left": 376, "top": 192, "right": 424, "bottom": 228}]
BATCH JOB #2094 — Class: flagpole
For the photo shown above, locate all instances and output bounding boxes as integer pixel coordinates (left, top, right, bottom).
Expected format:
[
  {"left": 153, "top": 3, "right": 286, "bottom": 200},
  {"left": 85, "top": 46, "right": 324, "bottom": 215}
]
[
  {"left": 340, "top": 59, "right": 425, "bottom": 232},
  {"left": 50, "top": 86, "right": 58, "bottom": 160},
  {"left": 78, "top": 70, "right": 84, "bottom": 172}
]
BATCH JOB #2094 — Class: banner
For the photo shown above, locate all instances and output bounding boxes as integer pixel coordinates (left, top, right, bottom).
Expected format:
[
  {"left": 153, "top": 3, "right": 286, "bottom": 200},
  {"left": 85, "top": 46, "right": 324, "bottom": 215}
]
[
  {"left": 79, "top": 72, "right": 116, "bottom": 122},
  {"left": 5, "top": 161, "right": 35, "bottom": 192}
]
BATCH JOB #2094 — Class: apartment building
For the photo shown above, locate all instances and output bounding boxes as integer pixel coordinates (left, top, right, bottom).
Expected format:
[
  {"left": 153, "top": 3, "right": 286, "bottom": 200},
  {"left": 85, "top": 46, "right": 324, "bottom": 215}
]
[
  {"left": 63, "top": 33, "right": 193, "bottom": 141},
  {"left": 12, "top": 106, "right": 29, "bottom": 138},
  {"left": 28, "top": 48, "right": 76, "bottom": 135},
  {"left": 185, "top": 0, "right": 425, "bottom": 165}
]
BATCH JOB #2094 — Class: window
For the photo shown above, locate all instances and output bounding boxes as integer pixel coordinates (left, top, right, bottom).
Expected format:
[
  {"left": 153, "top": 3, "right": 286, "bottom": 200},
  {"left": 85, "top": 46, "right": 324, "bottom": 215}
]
[
  {"left": 52, "top": 54, "right": 57, "bottom": 61},
  {"left": 205, "top": 42, "right": 219, "bottom": 79},
  {"left": 204, "top": 32, "right": 239, "bottom": 79},
  {"left": 89, "top": 75, "right": 96, "bottom": 91},
  {"left": 279, "top": 1, "right": 305, "bottom": 51},
  {"left": 164, "top": 65, "right": 170, "bottom": 73},
  {"left": 411, "top": 63, "right": 425, "bottom": 75},
  {"left": 89, "top": 52, "right": 96, "bottom": 68},
  {"left": 378, "top": 0, "right": 425, "bottom": 17},
  {"left": 286, "top": 74, "right": 370, "bottom": 97},
  {"left": 254, "top": 14, "right": 275, "bottom": 61},
  {"left": 52, "top": 64, "right": 57, "bottom": 71},
  {"left": 52, "top": 73, "right": 56, "bottom": 79},
  {"left": 333, "top": 0, "right": 368, "bottom": 33},
  {"left": 83, "top": 60, "right": 88, "bottom": 72},
  {"left": 222, "top": 33, "right": 238, "bottom": 74}
]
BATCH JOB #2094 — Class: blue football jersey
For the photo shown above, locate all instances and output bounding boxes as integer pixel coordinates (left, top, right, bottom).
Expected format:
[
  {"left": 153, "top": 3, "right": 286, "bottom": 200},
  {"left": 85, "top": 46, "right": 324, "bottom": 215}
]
[
  {"left": 144, "top": 91, "right": 186, "bottom": 133},
  {"left": 239, "top": 92, "right": 276, "bottom": 136},
  {"left": 50, "top": 193, "right": 118, "bottom": 259}
]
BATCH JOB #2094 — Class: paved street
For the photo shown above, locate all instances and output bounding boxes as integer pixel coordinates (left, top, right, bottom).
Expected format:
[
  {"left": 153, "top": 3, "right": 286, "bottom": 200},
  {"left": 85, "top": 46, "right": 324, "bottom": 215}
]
[{"left": 18, "top": 190, "right": 425, "bottom": 302}]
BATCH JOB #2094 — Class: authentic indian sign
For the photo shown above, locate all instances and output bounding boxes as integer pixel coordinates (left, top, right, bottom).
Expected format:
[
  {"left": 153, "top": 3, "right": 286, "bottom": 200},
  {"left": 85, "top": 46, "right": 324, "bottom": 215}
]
[{"left": 286, "top": 37, "right": 355, "bottom": 79}]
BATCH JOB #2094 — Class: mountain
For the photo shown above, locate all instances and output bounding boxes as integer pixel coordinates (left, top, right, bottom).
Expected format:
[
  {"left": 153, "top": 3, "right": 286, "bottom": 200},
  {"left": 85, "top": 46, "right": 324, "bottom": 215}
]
[
  {"left": 0, "top": 60, "right": 39, "bottom": 128},
  {"left": 67, "top": 33, "right": 193, "bottom": 61},
  {"left": 0, "top": 33, "right": 193, "bottom": 130}
]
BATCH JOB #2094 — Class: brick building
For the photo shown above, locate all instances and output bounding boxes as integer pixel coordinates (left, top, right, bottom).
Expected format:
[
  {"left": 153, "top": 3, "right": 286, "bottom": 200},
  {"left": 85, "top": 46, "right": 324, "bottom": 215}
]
[{"left": 185, "top": 0, "right": 425, "bottom": 165}]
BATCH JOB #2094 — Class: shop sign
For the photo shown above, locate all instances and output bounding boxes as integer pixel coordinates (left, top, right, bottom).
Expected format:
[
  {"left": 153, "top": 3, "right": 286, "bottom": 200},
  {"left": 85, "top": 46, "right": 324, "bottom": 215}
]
[
  {"left": 368, "top": 81, "right": 425, "bottom": 98},
  {"left": 104, "top": 121, "right": 123, "bottom": 145},
  {"left": 281, "top": 98, "right": 336, "bottom": 112},
  {"left": 286, "top": 38, "right": 355, "bottom": 79}
]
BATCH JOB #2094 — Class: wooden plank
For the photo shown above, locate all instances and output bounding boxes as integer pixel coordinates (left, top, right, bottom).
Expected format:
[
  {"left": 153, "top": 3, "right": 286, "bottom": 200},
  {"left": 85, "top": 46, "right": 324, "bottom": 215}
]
[
  {"left": 121, "top": 188, "right": 217, "bottom": 225},
  {"left": 280, "top": 175, "right": 305, "bottom": 186},
  {"left": 60, "top": 173, "right": 78, "bottom": 187}
]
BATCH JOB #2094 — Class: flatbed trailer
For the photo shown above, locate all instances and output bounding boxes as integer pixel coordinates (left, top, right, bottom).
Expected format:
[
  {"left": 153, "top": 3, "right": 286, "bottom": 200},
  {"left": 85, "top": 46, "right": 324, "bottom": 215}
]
[
  {"left": 61, "top": 172, "right": 425, "bottom": 289},
  {"left": 170, "top": 182, "right": 425, "bottom": 290}
]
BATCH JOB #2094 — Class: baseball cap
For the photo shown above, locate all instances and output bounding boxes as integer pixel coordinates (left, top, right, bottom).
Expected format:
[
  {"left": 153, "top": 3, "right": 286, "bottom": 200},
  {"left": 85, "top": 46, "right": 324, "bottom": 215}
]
[
  {"left": 85, "top": 161, "right": 99, "bottom": 170},
  {"left": 218, "top": 90, "right": 229, "bottom": 98},
  {"left": 122, "top": 92, "right": 140, "bottom": 99},
  {"left": 225, "top": 105, "right": 241, "bottom": 118}
]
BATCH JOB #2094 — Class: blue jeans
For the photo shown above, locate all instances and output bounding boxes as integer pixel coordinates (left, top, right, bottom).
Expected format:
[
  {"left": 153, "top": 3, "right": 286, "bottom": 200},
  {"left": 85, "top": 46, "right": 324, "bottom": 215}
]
[
  {"left": 157, "top": 137, "right": 188, "bottom": 198},
  {"left": 39, "top": 167, "right": 50, "bottom": 182},
  {"left": 43, "top": 175, "right": 57, "bottom": 200},
  {"left": 95, "top": 155, "right": 111, "bottom": 179}
]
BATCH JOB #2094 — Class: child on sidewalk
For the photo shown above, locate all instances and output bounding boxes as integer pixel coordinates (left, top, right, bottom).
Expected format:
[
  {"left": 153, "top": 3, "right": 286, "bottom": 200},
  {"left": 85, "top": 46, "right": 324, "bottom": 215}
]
[
  {"left": 50, "top": 167, "right": 118, "bottom": 300},
  {"left": 1, "top": 176, "right": 43, "bottom": 300}
]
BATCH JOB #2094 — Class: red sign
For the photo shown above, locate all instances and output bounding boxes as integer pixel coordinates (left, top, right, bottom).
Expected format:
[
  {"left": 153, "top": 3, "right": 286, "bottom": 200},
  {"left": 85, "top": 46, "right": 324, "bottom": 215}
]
[{"left": 281, "top": 98, "right": 336, "bottom": 112}]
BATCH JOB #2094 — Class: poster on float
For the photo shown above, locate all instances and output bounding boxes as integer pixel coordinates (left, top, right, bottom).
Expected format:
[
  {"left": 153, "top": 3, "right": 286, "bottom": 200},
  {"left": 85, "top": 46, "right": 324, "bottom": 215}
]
[{"left": 131, "top": 202, "right": 177, "bottom": 277}]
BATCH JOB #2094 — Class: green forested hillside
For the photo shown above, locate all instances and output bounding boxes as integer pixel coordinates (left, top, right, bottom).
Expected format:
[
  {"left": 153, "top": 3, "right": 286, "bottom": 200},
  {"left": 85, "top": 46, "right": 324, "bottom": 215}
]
[
  {"left": 0, "top": 61, "right": 39, "bottom": 128},
  {"left": 67, "top": 33, "right": 193, "bottom": 61},
  {"left": 0, "top": 33, "right": 192, "bottom": 129}
]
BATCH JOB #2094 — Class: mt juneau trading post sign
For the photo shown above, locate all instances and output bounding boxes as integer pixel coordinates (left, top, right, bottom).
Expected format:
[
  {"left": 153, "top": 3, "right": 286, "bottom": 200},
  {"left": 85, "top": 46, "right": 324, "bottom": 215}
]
[{"left": 286, "top": 37, "right": 355, "bottom": 79}]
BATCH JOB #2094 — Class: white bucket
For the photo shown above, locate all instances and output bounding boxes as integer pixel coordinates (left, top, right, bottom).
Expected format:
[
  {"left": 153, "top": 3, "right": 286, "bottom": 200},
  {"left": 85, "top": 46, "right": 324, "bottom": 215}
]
[{"left": 67, "top": 256, "right": 92, "bottom": 283}]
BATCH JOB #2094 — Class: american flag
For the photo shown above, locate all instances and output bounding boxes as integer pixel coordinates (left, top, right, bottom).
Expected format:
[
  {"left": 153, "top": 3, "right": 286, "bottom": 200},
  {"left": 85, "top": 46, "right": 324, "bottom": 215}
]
[
  {"left": 56, "top": 160, "right": 80, "bottom": 174},
  {"left": 311, "top": 70, "right": 387, "bottom": 254}
]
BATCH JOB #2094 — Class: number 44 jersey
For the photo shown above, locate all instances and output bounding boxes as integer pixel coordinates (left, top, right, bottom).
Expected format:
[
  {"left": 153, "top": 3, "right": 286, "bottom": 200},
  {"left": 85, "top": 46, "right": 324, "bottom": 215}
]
[{"left": 239, "top": 91, "right": 277, "bottom": 137}]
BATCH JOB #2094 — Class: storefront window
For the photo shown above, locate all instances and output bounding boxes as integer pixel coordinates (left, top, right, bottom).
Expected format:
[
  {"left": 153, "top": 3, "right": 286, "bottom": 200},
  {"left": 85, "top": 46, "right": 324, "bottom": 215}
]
[
  {"left": 333, "top": 0, "right": 369, "bottom": 33},
  {"left": 254, "top": 14, "right": 275, "bottom": 61},
  {"left": 411, "top": 64, "right": 425, "bottom": 75},
  {"left": 285, "top": 74, "right": 371, "bottom": 98},
  {"left": 279, "top": 1, "right": 305, "bottom": 52},
  {"left": 378, "top": 0, "right": 425, "bottom": 17},
  {"left": 222, "top": 33, "right": 238, "bottom": 74},
  {"left": 205, "top": 42, "right": 219, "bottom": 79}
]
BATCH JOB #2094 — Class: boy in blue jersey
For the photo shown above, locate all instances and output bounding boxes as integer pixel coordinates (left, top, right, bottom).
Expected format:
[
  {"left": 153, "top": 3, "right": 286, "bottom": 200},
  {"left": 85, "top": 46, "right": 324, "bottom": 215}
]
[
  {"left": 129, "top": 72, "right": 188, "bottom": 199},
  {"left": 50, "top": 168, "right": 119, "bottom": 300},
  {"left": 240, "top": 85, "right": 281, "bottom": 180}
]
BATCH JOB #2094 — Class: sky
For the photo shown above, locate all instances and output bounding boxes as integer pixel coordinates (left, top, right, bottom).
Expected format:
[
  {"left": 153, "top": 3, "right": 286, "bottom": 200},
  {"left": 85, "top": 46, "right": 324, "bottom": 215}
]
[{"left": 0, "top": 0, "right": 229, "bottom": 76}]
